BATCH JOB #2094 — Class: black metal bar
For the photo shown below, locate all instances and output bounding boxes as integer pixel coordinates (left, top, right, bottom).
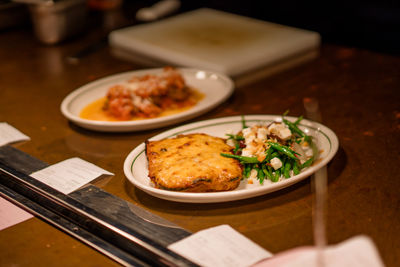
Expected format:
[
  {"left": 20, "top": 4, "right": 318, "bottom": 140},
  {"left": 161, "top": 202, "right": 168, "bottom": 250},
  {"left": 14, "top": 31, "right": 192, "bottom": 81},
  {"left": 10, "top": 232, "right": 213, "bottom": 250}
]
[
  {"left": 0, "top": 146, "right": 196, "bottom": 267},
  {"left": 0, "top": 183, "right": 149, "bottom": 267}
]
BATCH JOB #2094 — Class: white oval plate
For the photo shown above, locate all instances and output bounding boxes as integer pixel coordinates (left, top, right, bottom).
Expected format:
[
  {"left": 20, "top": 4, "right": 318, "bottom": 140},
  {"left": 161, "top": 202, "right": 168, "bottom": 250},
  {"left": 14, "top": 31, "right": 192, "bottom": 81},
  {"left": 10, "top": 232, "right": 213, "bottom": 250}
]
[
  {"left": 60, "top": 68, "right": 234, "bottom": 132},
  {"left": 123, "top": 115, "right": 339, "bottom": 203}
]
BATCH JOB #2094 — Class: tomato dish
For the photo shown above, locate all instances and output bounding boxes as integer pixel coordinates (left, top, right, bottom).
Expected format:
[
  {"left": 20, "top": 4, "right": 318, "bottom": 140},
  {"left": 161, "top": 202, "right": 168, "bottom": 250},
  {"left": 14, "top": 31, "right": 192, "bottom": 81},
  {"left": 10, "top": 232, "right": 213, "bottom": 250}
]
[{"left": 80, "top": 67, "right": 203, "bottom": 121}]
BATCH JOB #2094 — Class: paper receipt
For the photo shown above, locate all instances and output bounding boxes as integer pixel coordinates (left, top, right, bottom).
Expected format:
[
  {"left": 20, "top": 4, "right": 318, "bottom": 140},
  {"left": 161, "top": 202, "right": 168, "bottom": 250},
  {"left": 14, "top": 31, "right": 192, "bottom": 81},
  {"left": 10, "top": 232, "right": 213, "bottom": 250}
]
[
  {"left": 30, "top": 157, "right": 113, "bottom": 194},
  {"left": 168, "top": 224, "right": 272, "bottom": 267},
  {"left": 0, "top": 122, "right": 30, "bottom": 147}
]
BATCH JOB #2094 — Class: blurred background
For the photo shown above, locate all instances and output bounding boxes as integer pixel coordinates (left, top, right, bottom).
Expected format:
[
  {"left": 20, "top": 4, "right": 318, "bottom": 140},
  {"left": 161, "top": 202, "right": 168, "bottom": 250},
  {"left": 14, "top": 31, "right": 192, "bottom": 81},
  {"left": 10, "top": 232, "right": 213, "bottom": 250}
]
[
  {"left": 1, "top": 0, "right": 399, "bottom": 54},
  {"left": 179, "top": 0, "right": 400, "bottom": 55}
]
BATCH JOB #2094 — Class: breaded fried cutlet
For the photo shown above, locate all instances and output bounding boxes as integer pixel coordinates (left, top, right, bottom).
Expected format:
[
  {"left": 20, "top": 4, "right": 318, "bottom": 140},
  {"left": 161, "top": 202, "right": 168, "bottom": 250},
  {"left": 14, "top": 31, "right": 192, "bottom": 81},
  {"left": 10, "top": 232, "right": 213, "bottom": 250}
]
[{"left": 146, "top": 133, "right": 242, "bottom": 192}]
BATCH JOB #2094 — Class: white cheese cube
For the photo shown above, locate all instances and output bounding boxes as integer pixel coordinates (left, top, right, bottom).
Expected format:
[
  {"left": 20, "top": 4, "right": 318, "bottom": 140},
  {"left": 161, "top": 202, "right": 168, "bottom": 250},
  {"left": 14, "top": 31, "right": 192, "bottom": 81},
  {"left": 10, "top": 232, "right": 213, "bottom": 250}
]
[
  {"left": 279, "top": 128, "right": 292, "bottom": 140},
  {"left": 245, "top": 135, "right": 255, "bottom": 145},
  {"left": 257, "top": 127, "right": 269, "bottom": 141},
  {"left": 242, "top": 127, "right": 253, "bottom": 138},
  {"left": 270, "top": 157, "right": 283, "bottom": 170},
  {"left": 249, "top": 169, "right": 258, "bottom": 179},
  {"left": 268, "top": 123, "right": 292, "bottom": 140},
  {"left": 241, "top": 148, "right": 253, "bottom": 157}
]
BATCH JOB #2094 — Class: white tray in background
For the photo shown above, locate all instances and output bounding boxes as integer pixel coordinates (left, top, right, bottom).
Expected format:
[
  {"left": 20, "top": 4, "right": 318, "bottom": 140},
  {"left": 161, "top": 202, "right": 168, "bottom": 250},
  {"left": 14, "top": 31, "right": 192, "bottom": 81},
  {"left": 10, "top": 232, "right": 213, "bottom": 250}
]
[{"left": 109, "top": 8, "right": 321, "bottom": 85}]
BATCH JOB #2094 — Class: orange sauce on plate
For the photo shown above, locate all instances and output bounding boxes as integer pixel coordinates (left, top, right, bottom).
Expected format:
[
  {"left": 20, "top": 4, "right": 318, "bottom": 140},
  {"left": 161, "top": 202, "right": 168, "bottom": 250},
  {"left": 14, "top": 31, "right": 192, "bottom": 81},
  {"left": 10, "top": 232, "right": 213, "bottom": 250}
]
[{"left": 80, "top": 89, "right": 204, "bottom": 121}]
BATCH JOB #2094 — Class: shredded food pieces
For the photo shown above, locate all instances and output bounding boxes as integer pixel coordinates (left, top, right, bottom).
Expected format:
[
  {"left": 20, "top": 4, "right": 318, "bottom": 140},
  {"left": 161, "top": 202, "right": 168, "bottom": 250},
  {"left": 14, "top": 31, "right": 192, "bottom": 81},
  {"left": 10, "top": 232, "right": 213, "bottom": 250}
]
[{"left": 103, "top": 67, "right": 197, "bottom": 120}]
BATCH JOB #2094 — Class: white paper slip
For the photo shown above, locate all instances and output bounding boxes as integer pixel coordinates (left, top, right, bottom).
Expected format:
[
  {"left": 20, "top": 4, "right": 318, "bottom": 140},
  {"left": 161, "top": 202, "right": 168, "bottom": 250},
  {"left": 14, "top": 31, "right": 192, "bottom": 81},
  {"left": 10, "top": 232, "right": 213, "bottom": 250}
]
[
  {"left": 0, "top": 122, "right": 30, "bottom": 147},
  {"left": 0, "top": 196, "right": 33, "bottom": 231},
  {"left": 30, "top": 157, "right": 114, "bottom": 194},
  {"left": 168, "top": 224, "right": 272, "bottom": 267}
]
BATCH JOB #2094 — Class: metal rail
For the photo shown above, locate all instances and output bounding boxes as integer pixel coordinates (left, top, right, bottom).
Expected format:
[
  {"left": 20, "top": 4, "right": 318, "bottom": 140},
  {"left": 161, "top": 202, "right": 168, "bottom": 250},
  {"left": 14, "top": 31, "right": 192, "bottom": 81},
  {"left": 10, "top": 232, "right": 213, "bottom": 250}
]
[{"left": 0, "top": 146, "right": 196, "bottom": 267}]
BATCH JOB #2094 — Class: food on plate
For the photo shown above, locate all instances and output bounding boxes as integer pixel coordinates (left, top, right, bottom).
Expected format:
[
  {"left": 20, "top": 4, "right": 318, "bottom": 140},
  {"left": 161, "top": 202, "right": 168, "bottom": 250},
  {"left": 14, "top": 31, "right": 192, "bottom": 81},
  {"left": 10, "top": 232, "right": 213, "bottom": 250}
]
[
  {"left": 80, "top": 67, "right": 203, "bottom": 121},
  {"left": 221, "top": 112, "right": 318, "bottom": 184},
  {"left": 144, "top": 112, "right": 318, "bottom": 192},
  {"left": 146, "top": 133, "right": 242, "bottom": 192}
]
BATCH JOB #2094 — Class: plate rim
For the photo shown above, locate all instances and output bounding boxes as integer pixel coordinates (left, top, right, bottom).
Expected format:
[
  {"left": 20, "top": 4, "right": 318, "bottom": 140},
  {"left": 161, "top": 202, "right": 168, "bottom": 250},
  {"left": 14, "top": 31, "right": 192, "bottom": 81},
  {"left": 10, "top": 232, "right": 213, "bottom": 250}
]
[
  {"left": 123, "top": 114, "right": 339, "bottom": 203},
  {"left": 60, "top": 67, "right": 234, "bottom": 132}
]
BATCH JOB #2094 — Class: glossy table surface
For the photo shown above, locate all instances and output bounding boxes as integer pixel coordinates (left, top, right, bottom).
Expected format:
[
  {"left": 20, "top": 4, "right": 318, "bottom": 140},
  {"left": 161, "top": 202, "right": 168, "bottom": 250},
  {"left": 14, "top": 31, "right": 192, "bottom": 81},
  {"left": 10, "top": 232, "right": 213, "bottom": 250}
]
[{"left": 1, "top": 18, "right": 399, "bottom": 267}]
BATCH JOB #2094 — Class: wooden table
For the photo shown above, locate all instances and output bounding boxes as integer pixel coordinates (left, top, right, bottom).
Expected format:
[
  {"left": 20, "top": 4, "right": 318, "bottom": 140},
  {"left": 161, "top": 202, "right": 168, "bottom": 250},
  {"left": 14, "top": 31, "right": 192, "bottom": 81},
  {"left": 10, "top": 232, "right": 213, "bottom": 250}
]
[{"left": 0, "top": 21, "right": 399, "bottom": 267}]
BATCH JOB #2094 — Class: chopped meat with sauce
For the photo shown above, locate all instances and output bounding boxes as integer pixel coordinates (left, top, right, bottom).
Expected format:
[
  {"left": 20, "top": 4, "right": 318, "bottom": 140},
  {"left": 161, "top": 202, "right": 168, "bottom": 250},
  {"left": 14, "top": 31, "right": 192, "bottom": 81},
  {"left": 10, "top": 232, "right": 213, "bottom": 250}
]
[{"left": 103, "top": 67, "right": 193, "bottom": 120}]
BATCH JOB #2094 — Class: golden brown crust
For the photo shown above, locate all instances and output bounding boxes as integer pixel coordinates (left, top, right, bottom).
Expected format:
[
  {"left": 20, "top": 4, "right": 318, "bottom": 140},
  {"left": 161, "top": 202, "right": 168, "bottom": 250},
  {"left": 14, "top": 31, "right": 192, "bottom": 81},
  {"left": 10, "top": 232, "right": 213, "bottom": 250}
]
[{"left": 146, "top": 133, "right": 242, "bottom": 192}]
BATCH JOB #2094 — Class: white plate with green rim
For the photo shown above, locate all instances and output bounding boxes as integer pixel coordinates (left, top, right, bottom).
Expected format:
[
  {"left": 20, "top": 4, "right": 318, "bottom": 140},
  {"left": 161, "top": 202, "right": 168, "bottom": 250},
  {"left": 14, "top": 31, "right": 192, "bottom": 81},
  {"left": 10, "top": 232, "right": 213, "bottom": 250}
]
[
  {"left": 123, "top": 115, "right": 339, "bottom": 203},
  {"left": 60, "top": 68, "right": 234, "bottom": 132}
]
